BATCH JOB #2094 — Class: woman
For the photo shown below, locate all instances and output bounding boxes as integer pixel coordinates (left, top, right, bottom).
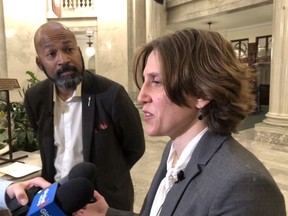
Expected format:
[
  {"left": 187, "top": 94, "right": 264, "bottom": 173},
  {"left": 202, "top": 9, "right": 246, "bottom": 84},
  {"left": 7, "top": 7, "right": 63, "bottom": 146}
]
[{"left": 74, "top": 28, "right": 286, "bottom": 216}]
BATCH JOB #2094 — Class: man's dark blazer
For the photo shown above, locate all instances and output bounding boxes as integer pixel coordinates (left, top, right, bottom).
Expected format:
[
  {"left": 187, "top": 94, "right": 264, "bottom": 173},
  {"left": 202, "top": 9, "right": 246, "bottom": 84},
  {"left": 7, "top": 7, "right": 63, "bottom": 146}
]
[
  {"left": 107, "top": 130, "right": 286, "bottom": 216},
  {"left": 24, "top": 70, "right": 145, "bottom": 211}
]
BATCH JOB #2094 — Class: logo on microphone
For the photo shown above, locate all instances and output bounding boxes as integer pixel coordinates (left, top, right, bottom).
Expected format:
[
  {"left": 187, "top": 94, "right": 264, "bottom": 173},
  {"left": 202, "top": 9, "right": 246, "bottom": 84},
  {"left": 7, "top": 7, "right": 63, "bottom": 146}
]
[
  {"left": 37, "top": 188, "right": 49, "bottom": 209},
  {"left": 27, "top": 183, "right": 66, "bottom": 216},
  {"left": 40, "top": 208, "right": 50, "bottom": 216}
]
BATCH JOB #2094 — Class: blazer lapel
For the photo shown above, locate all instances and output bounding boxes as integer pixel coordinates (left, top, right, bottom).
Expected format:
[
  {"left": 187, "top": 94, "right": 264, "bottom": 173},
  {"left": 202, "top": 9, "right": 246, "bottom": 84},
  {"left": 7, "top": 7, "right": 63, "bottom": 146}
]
[
  {"left": 81, "top": 75, "right": 96, "bottom": 161},
  {"left": 160, "top": 160, "right": 202, "bottom": 216},
  {"left": 160, "top": 131, "right": 230, "bottom": 216},
  {"left": 140, "top": 142, "right": 172, "bottom": 216}
]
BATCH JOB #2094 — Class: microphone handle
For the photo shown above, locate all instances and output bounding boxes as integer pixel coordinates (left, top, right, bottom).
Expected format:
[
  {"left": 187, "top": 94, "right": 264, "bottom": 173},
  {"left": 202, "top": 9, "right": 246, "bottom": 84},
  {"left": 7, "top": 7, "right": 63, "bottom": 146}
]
[
  {"left": 8, "top": 186, "right": 41, "bottom": 216},
  {"left": 11, "top": 206, "right": 29, "bottom": 216}
]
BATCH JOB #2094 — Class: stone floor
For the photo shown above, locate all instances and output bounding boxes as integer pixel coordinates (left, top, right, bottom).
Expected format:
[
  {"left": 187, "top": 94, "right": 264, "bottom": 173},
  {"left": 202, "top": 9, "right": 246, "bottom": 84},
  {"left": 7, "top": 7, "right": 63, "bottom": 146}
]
[{"left": 131, "top": 128, "right": 288, "bottom": 213}]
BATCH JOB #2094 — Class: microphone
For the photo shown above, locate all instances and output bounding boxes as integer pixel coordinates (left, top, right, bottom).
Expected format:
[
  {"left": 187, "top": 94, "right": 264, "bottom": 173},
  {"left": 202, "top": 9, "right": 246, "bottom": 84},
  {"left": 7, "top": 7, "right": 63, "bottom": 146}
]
[
  {"left": 27, "top": 177, "right": 94, "bottom": 216},
  {"left": 7, "top": 162, "right": 97, "bottom": 215},
  {"left": 175, "top": 170, "right": 185, "bottom": 183},
  {"left": 58, "top": 162, "right": 97, "bottom": 185}
]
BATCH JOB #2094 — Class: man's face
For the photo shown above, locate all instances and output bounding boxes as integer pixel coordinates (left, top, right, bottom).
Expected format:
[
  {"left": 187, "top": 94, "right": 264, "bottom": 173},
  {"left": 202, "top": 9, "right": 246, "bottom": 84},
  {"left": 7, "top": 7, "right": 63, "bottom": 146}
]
[{"left": 35, "top": 27, "right": 84, "bottom": 89}]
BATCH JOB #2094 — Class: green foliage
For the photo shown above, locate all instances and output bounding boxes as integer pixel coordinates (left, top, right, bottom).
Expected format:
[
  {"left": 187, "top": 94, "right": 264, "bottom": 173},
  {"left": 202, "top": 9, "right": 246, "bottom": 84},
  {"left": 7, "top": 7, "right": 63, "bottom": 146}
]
[
  {"left": 0, "top": 71, "right": 40, "bottom": 152},
  {"left": 18, "top": 70, "right": 41, "bottom": 98},
  {"left": 10, "top": 101, "right": 38, "bottom": 152}
]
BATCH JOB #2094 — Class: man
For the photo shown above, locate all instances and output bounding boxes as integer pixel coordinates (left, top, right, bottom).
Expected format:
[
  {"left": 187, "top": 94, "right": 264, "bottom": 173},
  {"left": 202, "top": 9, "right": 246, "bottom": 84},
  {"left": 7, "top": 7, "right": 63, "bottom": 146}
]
[{"left": 24, "top": 21, "right": 145, "bottom": 211}]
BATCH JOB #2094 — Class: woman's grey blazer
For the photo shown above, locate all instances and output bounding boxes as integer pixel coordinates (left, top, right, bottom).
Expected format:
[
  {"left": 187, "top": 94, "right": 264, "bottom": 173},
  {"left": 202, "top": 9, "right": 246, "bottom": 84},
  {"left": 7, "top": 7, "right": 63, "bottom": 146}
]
[{"left": 108, "top": 130, "right": 286, "bottom": 215}]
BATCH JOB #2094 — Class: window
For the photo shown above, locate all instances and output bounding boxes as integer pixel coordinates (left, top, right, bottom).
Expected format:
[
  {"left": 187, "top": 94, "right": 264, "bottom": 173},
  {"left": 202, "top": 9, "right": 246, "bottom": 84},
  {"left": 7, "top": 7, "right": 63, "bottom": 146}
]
[
  {"left": 256, "top": 35, "right": 272, "bottom": 62},
  {"left": 231, "top": 38, "right": 249, "bottom": 59}
]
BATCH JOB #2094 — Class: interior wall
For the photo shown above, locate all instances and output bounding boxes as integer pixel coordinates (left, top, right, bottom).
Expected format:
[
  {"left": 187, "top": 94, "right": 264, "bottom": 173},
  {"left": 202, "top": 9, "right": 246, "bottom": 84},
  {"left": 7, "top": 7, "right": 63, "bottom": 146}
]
[
  {"left": 222, "top": 23, "right": 272, "bottom": 43},
  {"left": 1, "top": 0, "right": 273, "bottom": 102},
  {"left": 2, "top": 0, "right": 129, "bottom": 101},
  {"left": 3, "top": 0, "right": 47, "bottom": 101}
]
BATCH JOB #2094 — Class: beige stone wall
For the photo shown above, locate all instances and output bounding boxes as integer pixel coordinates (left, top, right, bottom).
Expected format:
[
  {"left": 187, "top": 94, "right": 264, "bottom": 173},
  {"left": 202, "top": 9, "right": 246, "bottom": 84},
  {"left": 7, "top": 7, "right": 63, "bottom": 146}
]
[
  {"left": 2, "top": 0, "right": 130, "bottom": 101},
  {"left": 1, "top": 0, "right": 274, "bottom": 102},
  {"left": 3, "top": 0, "right": 47, "bottom": 101},
  {"left": 165, "top": 0, "right": 273, "bottom": 40}
]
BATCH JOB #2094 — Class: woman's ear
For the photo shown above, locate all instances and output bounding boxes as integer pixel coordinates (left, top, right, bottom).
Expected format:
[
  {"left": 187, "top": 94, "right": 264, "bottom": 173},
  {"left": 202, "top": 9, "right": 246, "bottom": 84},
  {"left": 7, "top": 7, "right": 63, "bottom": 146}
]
[
  {"left": 36, "top": 57, "right": 44, "bottom": 71},
  {"left": 196, "top": 97, "right": 211, "bottom": 109}
]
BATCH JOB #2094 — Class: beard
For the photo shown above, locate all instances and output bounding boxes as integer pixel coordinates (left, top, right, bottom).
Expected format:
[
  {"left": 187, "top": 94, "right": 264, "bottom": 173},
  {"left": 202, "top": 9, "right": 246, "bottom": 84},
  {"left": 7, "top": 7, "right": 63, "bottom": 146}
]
[{"left": 43, "top": 64, "right": 84, "bottom": 90}]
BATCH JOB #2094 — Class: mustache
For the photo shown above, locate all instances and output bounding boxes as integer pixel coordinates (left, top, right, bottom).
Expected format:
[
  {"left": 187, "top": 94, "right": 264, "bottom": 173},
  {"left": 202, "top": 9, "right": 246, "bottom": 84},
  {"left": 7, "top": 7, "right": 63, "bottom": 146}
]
[{"left": 56, "top": 64, "right": 79, "bottom": 76}]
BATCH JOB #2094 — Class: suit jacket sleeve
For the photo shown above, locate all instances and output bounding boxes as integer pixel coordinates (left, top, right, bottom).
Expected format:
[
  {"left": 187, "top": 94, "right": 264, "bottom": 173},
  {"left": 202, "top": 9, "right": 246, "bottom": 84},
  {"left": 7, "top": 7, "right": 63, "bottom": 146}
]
[
  {"left": 0, "top": 179, "right": 13, "bottom": 209},
  {"left": 107, "top": 207, "right": 139, "bottom": 216},
  {"left": 24, "top": 91, "right": 37, "bottom": 132},
  {"left": 111, "top": 85, "right": 145, "bottom": 168},
  {"left": 208, "top": 171, "right": 286, "bottom": 216}
]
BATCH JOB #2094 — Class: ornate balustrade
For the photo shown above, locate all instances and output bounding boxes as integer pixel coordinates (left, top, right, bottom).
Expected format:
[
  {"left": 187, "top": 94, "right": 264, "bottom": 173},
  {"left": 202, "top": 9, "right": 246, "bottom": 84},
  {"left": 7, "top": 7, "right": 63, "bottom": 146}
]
[
  {"left": 47, "top": 0, "right": 96, "bottom": 19},
  {"left": 62, "top": 0, "right": 93, "bottom": 9}
]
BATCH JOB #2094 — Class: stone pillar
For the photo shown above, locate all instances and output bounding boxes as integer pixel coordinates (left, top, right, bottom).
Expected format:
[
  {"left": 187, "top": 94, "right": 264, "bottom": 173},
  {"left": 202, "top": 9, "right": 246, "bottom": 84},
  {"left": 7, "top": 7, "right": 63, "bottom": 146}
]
[
  {"left": 0, "top": 0, "right": 8, "bottom": 77},
  {"left": 146, "top": 0, "right": 166, "bottom": 42},
  {"left": 254, "top": 0, "right": 288, "bottom": 148},
  {"left": 129, "top": 0, "right": 165, "bottom": 102},
  {"left": 128, "top": 0, "right": 146, "bottom": 102}
]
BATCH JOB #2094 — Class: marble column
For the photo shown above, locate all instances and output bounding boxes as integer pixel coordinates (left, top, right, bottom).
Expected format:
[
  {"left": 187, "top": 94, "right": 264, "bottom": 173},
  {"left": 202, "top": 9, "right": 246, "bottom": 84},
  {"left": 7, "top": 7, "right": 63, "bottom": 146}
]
[
  {"left": 128, "top": 0, "right": 146, "bottom": 102},
  {"left": 254, "top": 0, "right": 288, "bottom": 148},
  {"left": 0, "top": 0, "right": 8, "bottom": 77},
  {"left": 129, "top": 0, "right": 165, "bottom": 102},
  {"left": 146, "top": 0, "right": 166, "bottom": 42}
]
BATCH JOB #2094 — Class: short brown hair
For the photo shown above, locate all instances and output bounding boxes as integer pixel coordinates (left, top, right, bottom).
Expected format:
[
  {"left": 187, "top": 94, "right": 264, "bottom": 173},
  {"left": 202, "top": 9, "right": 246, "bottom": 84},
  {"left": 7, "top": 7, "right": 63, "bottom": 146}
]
[{"left": 133, "top": 28, "right": 256, "bottom": 134}]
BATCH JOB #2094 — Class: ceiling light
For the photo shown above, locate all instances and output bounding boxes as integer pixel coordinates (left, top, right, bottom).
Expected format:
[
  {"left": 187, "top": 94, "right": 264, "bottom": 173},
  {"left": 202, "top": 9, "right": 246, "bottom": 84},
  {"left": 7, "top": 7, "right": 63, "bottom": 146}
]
[{"left": 85, "top": 35, "right": 95, "bottom": 57}]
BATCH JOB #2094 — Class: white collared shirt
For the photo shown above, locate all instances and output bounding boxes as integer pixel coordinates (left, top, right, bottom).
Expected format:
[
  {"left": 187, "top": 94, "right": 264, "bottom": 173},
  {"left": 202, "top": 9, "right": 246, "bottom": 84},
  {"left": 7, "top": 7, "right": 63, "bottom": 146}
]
[
  {"left": 53, "top": 84, "right": 84, "bottom": 181},
  {"left": 150, "top": 127, "right": 208, "bottom": 216}
]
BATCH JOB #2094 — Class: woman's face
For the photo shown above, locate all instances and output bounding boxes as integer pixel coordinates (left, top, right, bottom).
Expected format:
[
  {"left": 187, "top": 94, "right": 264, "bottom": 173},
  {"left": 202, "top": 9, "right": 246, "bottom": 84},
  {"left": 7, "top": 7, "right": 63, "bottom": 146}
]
[{"left": 137, "top": 51, "right": 200, "bottom": 140}]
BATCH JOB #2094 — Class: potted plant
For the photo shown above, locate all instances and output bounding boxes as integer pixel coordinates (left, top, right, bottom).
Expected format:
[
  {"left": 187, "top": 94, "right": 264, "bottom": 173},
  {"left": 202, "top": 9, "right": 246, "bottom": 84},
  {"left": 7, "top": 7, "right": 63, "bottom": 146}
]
[{"left": 0, "top": 71, "right": 40, "bottom": 152}]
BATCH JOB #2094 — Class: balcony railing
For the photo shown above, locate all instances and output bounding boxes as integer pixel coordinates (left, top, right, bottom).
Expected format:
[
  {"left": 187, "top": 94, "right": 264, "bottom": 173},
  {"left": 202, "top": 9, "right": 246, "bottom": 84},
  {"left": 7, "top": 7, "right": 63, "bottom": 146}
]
[
  {"left": 62, "top": 0, "right": 93, "bottom": 9},
  {"left": 47, "top": 0, "right": 96, "bottom": 19}
]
